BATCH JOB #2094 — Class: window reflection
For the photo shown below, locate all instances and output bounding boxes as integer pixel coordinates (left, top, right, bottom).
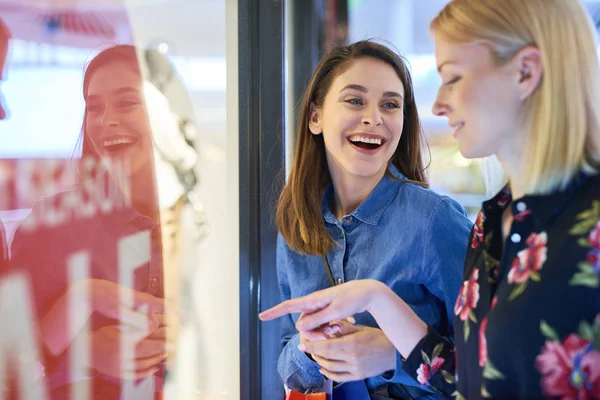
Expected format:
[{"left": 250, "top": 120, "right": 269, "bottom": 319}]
[
  {"left": 1, "top": 0, "right": 232, "bottom": 398},
  {"left": 0, "top": 5, "right": 175, "bottom": 399}
]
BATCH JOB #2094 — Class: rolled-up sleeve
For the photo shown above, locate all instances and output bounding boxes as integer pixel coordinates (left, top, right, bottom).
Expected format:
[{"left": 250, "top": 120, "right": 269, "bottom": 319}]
[
  {"left": 423, "top": 198, "right": 471, "bottom": 336},
  {"left": 397, "top": 198, "right": 470, "bottom": 397}
]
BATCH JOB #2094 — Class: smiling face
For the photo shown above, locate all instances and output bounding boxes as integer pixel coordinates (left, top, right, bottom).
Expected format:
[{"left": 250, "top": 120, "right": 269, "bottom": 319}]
[
  {"left": 84, "top": 60, "right": 153, "bottom": 178},
  {"left": 432, "top": 36, "right": 523, "bottom": 160},
  {"left": 310, "top": 57, "right": 405, "bottom": 183}
]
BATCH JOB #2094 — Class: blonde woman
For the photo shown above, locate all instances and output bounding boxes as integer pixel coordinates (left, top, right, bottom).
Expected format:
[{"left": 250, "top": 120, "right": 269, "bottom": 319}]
[{"left": 261, "top": 0, "right": 600, "bottom": 398}]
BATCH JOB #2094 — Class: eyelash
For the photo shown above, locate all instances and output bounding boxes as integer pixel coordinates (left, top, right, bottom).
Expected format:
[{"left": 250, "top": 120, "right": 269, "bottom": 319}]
[
  {"left": 85, "top": 100, "right": 138, "bottom": 112},
  {"left": 345, "top": 98, "right": 363, "bottom": 106},
  {"left": 445, "top": 77, "right": 461, "bottom": 86},
  {"left": 118, "top": 100, "right": 139, "bottom": 108},
  {"left": 382, "top": 102, "right": 401, "bottom": 110},
  {"left": 344, "top": 98, "right": 401, "bottom": 110},
  {"left": 86, "top": 104, "right": 103, "bottom": 112}
]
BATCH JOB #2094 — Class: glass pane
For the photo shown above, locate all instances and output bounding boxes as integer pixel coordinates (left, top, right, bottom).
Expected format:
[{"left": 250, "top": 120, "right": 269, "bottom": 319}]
[
  {"left": 348, "top": 0, "right": 600, "bottom": 220},
  {"left": 348, "top": 0, "right": 485, "bottom": 220},
  {"left": 0, "top": 0, "right": 236, "bottom": 398}
]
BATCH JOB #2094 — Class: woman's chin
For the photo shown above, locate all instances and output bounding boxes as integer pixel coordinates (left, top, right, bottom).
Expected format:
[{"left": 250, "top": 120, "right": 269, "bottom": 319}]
[{"left": 457, "top": 142, "right": 490, "bottom": 160}]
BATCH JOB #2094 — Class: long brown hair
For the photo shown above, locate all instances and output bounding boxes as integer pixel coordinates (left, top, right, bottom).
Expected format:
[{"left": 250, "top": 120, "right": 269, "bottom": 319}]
[{"left": 276, "top": 40, "right": 429, "bottom": 256}]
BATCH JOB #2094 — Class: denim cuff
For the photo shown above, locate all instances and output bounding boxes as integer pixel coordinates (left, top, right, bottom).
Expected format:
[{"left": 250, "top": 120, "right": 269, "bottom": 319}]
[
  {"left": 289, "top": 334, "right": 322, "bottom": 380},
  {"left": 380, "top": 350, "right": 403, "bottom": 382}
]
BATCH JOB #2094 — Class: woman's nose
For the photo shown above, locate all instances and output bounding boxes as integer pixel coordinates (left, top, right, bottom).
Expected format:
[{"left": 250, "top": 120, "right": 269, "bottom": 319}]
[
  {"left": 361, "top": 104, "right": 382, "bottom": 126},
  {"left": 432, "top": 88, "right": 450, "bottom": 117},
  {"left": 432, "top": 98, "right": 450, "bottom": 117},
  {"left": 100, "top": 107, "right": 119, "bottom": 128}
]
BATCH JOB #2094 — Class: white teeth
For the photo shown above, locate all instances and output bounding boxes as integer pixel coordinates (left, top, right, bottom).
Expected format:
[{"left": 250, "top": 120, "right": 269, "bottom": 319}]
[
  {"left": 103, "top": 137, "right": 133, "bottom": 147},
  {"left": 349, "top": 136, "right": 382, "bottom": 145}
]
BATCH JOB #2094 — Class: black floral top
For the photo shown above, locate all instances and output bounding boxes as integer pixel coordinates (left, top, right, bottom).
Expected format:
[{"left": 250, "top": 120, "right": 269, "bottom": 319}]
[{"left": 402, "top": 171, "right": 600, "bottom": 399}]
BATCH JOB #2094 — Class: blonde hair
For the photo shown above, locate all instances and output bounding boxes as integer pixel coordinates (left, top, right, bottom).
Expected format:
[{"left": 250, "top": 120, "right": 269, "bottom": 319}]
[{"left": 432, "top": 0, "right": 600, "bottom": 194}]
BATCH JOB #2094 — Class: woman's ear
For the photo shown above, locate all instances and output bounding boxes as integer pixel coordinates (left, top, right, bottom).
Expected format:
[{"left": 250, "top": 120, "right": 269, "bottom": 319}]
[
  {"left": 309, "top": 103, "right": 322, "bottom": 135},
  {"left": 514, "top": 46, "right": 543, "bottom": 101}
]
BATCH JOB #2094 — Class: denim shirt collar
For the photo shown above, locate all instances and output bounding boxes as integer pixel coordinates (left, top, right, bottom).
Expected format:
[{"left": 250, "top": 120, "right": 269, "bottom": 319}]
[{"left": 321, "top": 164, "right": 405, "bottom": 226}]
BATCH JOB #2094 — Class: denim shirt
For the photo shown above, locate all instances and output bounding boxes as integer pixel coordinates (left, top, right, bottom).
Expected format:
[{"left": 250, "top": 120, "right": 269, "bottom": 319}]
[{"left": 276, "top": 165, "right": 473, "bottom": 394}]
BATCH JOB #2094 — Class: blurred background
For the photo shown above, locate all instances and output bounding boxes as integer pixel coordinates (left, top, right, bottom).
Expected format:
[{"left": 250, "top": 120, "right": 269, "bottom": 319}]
[{"left": 0, "top": 1, "right": 599, "bottom": 399}]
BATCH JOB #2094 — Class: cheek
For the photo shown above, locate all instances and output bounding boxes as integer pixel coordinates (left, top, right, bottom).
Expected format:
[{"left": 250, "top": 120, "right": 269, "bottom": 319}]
[
  {"left": 385, "top": 115, "right": 404, "bottom": 140},
  {"left": 123, "top": 108, "right": 146, "bottom": 124},
  {"left": 454, "top": 84, "right": 476, "bottom": 111},
  {"left": 393, "top": 116, "right": 404, "bottom": 136},
  {"left": 458, "top": 77, "right": 510, "bottom": 116},
  {"left": 321, "top": 131, "right": 344, "bottom": 154},
  {"left": 123, "top": 109, "right": 151, "bottom": 132},
  {"left": 324, "top": 107, "right": 361, "bottom": 133},
  {"left": 85, "top": 115, "right": 100, "bottom": 137}
]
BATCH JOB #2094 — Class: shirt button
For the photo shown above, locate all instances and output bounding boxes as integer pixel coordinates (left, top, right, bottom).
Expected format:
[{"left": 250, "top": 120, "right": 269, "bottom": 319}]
[
  {"left": 511, "top": 233, "right": 521, "bottom": 243},
  {"left": 516, "top": 202, "right": 527, "bottom": 212},
  {"left": 150, "top": 277, "right": 158, "bottom": 288},
  {"left": 343, "top": 216, "right": 353, "bottom": 223},
  {"left": 339, "top": 231, "right": 345, "bottom": 239}
]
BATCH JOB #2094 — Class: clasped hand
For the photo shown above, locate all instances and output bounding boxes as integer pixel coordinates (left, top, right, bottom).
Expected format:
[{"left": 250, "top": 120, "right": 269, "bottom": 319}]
[{"left": 299, "top": 318, "right": 396, "bottom": 382}]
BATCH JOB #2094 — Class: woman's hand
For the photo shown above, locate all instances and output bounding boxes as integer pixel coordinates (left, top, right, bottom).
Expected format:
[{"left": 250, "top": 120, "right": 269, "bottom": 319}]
[
  {"left": 260, "top": 278, "right": 428, "bottom": 359},
  {"left": 259, "top": 279, "right": 386, "bottom": 331},
  {"left": 302, "top": 325, "right": 397, "bottom": 382},
  {"left": 80, "top": 279, "right": 164, "bottom": 330},
  {"left": 41, "top": 279, "right": 164, "bottom": 356},
  {"left": 84, "top": 324, "right": 166, "bottom": 380}
]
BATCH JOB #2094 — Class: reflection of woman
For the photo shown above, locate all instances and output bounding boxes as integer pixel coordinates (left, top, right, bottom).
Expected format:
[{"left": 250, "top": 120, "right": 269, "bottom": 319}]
[
  {"left": 10, "top": 45, "right": 167, "bottom": 399},
  {"left": 275, "top": 40, "right": 472, "bottom": 398},
  {"left": 79, "top": 45, "right": 161, "bottom": 220},
  {"left": 263, "top": 0, "right": 600, "bottom": 399}
]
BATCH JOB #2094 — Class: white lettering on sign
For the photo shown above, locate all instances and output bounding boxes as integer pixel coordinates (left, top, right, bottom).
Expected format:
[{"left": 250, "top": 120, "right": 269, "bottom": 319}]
[
  {"left": 0, "top": 273, "right": 49, "bottom": 400},
  {"left": 68, "top": 252, "right": 90, "bottom": 400},
  {"left": 0, "top": 229, "right": 155, "bottom": 399},
  {"left": 119, "top": 230, "right": 154, "bottom": 399},
  {"left": 17, "top": 157, "right": 132, "bottom": 232}
]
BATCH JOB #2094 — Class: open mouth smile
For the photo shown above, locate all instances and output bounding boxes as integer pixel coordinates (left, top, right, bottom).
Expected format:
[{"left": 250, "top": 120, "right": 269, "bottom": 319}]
[
  {"left": 102, "top": 135, "right": 138, "bottom": 153},
  {"left": 347, "top": 134, "right": 387, "bottom": 153}
]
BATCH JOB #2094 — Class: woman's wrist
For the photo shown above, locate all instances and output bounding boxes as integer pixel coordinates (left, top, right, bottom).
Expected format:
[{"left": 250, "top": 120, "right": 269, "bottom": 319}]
[
  {"left": 366, "top": 280, "right": 428, "bottom": 359},
  {"left": 365, "top": 279, "right": 395, "bottom": 315}
]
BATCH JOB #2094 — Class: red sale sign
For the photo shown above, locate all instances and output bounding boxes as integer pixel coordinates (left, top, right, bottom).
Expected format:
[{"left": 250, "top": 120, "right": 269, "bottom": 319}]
[{"left": 0, "top": 4, "right": 169, "bottom": 399}]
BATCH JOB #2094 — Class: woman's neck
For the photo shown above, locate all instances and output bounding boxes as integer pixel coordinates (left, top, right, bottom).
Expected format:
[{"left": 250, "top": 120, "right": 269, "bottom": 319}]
[
  {"left": 130, "top": 173, "right": 160, "bottom": 220},
  {"left": 329, "top": 165, "right": 387, "bottom": 221},
  {"left": 497, "top": 140, "right": 527, "bottom": 200},
  {"left": 109, "top": 167, "right": 159, "bottom": 221}
]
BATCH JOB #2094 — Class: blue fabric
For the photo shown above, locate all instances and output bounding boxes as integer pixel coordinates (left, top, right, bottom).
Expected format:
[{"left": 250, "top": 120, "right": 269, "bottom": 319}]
[
  {"left": 276, "top": 165, "right": 473, "bottom": 395},
  {"left": 333, "top": 381, "right": 371, "bottom": 399}
]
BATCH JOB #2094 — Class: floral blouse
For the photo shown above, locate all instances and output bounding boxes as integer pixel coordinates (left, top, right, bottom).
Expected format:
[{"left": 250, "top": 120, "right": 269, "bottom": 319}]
[{"left": 402, "top": 171, "right": 600, "bottom": 399}]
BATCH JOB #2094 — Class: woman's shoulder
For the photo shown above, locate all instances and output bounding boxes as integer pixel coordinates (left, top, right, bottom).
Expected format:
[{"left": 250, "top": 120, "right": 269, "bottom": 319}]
[
  {"left": 393, "top": 180, "right": 468, "bottom": 218},
  {"left": 579, "top": 170, "right": 600, "bottom": 198},
  {"left": 388, "top": 166, "right": 464, "bottom": 210},
  {"left": 15, "top": 184, "right": 86, "bottom": 234},
  {"left": 383, "top": 180, "right": 474, "bottom": 243}
]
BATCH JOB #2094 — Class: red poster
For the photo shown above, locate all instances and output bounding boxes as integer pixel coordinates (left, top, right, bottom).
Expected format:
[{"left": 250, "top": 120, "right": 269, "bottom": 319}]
[{"left": 0, "top": 1, "right": 167, "bottom": 398}]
